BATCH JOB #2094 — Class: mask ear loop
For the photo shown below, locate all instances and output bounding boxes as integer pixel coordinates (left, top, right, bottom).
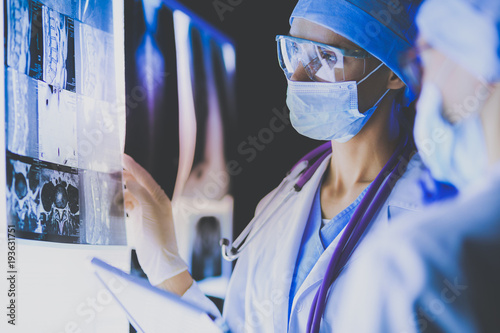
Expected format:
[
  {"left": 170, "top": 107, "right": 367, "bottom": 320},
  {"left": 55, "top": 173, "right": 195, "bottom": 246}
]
[
  {"left": 372, "top": 89, "right": 391, "bottom": 108},
  {"left": 357, "top": 62, "right": 385, "bottom": 85},
  {"left": 355, "top": 62, "right": 390, "bottom": 114}
]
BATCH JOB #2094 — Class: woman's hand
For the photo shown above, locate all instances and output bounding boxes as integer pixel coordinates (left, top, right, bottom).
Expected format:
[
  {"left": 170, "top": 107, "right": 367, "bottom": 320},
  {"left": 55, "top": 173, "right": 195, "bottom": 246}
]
[{"left": 123, "top": 154, "right": 192, "bottom": 294}]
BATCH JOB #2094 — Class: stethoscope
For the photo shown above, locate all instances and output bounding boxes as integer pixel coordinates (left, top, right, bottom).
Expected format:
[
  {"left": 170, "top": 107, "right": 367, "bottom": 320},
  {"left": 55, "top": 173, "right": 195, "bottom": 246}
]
[
  {"left": 220, "top": 134, "right": 414, "bottom": 333},
  {"left": 220, "top": 141, "right": 333, "bottom": 261}
]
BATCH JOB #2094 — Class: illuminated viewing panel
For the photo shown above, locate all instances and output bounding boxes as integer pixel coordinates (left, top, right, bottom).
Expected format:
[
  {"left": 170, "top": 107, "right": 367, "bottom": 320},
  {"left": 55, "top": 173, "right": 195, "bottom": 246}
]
[{"left": 5, "top": 0, "right": 126, "bottom": 245}]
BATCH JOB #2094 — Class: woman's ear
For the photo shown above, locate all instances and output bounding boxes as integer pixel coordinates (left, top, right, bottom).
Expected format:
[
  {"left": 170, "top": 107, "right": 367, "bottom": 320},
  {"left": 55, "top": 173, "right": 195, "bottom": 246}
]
[{"left": 386, "top": 71, "right": 406, "bottom": 90}]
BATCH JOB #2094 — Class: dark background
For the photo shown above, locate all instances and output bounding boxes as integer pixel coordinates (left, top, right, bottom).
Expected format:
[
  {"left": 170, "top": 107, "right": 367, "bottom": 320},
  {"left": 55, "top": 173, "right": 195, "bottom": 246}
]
[{"left": 125, "top": 0, "right": 318, "bottom": 237}]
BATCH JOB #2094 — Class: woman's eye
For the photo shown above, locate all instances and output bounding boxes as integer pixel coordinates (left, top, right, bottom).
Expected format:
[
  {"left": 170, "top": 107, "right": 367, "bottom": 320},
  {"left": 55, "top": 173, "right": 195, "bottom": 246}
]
[{"left": 320, "top": 50, "right": 337, "bottom": 64}]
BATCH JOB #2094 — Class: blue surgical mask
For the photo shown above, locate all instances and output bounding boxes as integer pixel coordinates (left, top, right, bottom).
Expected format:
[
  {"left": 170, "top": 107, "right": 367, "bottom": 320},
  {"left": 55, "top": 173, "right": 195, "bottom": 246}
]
[
  {"left": 286, "top": 63, "right": 389, "bottom": 143},
  {"left": 414, "top": 82, "right": 488, "bottom": 190}
]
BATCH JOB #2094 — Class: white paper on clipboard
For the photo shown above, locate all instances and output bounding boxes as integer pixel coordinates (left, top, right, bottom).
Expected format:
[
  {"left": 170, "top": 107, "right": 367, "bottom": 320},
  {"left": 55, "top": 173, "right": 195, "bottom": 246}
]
[{"left": 90, "top": 257, "right": 229, "bottom": 333}]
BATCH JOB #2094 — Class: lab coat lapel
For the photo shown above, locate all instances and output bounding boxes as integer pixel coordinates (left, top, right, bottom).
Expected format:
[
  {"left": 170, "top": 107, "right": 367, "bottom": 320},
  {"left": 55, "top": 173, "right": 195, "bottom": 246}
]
[
  {"left": 290, "top": 154, "right": 427, "bottom": 312},
  {"left": 291, "top": 228, "right": 343, "bottom": 311},
  {"left": 271, "top": 154, "right": 332, "bottom": 333}
]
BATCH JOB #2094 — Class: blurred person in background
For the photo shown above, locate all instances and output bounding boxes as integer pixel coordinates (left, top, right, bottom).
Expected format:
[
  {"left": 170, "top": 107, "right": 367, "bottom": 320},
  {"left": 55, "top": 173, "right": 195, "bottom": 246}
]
[{"left": 332, "top": 0, "right": 500, "bottom": 332}]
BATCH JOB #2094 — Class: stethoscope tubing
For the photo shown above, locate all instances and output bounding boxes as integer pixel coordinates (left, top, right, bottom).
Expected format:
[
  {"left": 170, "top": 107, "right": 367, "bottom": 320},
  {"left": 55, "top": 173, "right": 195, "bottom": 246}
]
[
  {"left": 221, "top": 143, "right": 332, "bottom": 261},
  {"left": 307, "top": 135, "right": 414, "bottom": 332},
  {"left": 295, "top": 150, "right": 332, "bottom": 191},
  {"left": 227, "top": 189, "right": 296, "bottom": 259}
]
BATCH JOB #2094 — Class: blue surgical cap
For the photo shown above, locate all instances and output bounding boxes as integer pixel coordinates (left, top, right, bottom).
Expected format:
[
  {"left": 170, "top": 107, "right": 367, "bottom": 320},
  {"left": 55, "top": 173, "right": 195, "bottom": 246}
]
[
  {"left": 417, "top": 0, "right": 500, "bottom": 83},
  {"left": 290, "top": 0, "right": 422, "bottom": 103}
]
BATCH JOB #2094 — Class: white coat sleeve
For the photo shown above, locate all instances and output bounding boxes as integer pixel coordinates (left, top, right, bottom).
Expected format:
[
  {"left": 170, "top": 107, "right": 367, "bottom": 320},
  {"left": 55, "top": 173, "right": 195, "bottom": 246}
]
[{"left": 332, "top": 188, "right": 500, "bottom": 333}]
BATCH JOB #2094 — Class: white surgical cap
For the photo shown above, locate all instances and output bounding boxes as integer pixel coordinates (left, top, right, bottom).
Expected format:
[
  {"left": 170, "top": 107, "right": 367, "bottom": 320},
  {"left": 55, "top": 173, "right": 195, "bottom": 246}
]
[
  {"left": 290, "top": 0, "right": 423, "bottom": 103},
  {"left": 417, "top": 0, "right": 500, "bottom": 83}
]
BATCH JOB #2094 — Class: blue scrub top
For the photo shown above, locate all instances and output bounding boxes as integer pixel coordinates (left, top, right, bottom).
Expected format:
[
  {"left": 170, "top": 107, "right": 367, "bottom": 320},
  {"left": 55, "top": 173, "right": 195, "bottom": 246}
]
[{"left": 288, "top": 182, "right": 370, "bottom": 317}]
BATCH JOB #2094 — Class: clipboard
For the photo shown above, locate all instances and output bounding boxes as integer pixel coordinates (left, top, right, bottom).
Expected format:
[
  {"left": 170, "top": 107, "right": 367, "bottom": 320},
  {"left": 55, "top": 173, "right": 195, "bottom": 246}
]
[{"left": 90, "top": 257, "right": 230, "bottom": 333}]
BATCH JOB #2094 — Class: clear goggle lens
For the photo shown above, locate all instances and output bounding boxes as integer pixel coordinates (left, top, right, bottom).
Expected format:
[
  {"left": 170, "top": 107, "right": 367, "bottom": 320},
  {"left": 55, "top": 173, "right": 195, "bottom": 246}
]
[{"left": 276, "top": 35, "right": 372, "bottom": 82}]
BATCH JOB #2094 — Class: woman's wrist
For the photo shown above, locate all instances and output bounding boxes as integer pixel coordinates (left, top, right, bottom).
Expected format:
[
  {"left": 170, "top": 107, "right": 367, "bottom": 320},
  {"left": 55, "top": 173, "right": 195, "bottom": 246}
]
[{"left": 155, "top": 270, "right": 194, "bottom": 296}]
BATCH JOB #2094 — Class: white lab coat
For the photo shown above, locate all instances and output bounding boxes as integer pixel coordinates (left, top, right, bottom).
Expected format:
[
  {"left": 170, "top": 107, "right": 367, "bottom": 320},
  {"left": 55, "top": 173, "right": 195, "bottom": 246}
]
[
  {"left": 330, "top": 163, "right": 500, "bottom": 333},
  {"left": 183, "top": 152, "right": 429, "bottom": 332}
]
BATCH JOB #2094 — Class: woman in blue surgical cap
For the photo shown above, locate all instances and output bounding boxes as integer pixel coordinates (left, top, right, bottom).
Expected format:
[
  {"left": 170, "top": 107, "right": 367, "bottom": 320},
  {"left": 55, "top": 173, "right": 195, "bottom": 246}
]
[
  {"left": 123, "top": 0, "right": 432, "bottom": 332},
  {"left": 330, "top": 0, "right": 500, "bottom": 332}
]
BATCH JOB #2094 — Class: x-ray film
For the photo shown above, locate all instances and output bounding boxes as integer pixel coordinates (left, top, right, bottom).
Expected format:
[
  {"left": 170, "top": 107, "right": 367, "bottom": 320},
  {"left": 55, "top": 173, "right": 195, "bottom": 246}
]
[
  {"left": 27, "top": 0, "right": 44, "bottom": 80},
  {"left": 27, "top": 0, "right": 113, "bottom": 33},
  {"left": 6, "top": 153, "right": 126, "bottom": 245},
  {"left": 37, "top": 81, "right": 78, "bottom": 167},
  {"left": 7, "top": 0, "right": 76, "bottom": 91},
  {"left": 79, "top": 170, "right": 126, "bottom": 245},
  {"left": 41, "top": 3, "right": 76, "bottom": 91},
  {"left": 77, "top": 95, "right": 122, "bottom": 173},
  {"left": 5, "top": 68, "right": 39, "bottom": 159},
  {"left": 7, "top": 0, "right": 31, "bottom": 74},
  {"left": 35, "top": 0, "right": 78, "bottom": 19},
  {"left": 7, "top": 153, "right": 81, "bottom": 243},
  {"left": 75, "top": 21, "right": 116, "bottom": 102},
  {"left": 6, "top": 155, "right": 41, "bottom": 237},
  {"left": 5, "top": 0, "right": 126, "bottom": 246},
  {"left": 78, "top": 0, "right": 113, "bottom": 33}
]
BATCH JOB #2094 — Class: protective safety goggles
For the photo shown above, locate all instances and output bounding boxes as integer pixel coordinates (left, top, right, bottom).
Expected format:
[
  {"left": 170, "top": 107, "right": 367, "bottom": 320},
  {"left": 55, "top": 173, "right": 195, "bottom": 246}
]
[{"left": 276, "top": 35, "right": 372, "bottom": 82}]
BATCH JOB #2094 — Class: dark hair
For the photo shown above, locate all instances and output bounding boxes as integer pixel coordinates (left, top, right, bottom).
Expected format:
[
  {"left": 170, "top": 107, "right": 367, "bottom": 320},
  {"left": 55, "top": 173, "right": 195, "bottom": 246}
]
[{"left": 394, "top": 88, "right": 417, "bottom": 136}]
